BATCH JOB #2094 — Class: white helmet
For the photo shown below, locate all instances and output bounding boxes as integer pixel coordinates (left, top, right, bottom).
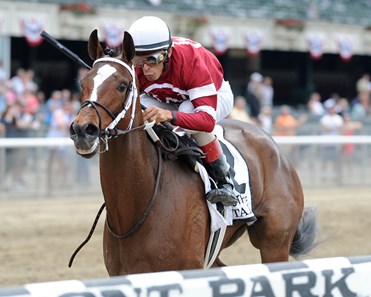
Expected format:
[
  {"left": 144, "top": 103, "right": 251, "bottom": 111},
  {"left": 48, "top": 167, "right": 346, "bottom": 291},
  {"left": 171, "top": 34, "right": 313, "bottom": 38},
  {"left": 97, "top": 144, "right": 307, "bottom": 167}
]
[{"left": 128, "top": 16, "right": 172, "bottom": 54}]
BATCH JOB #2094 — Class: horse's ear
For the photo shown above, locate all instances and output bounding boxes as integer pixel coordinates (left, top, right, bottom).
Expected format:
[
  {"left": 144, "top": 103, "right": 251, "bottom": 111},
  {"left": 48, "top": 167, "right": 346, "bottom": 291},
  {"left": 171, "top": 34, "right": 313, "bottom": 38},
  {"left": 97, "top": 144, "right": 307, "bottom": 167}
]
[
  {"left": 121, "top": 31, "right": 135, "bottom": 63},
  {"left": 88, "top": 29, "right": 104, "bottom": 61}
]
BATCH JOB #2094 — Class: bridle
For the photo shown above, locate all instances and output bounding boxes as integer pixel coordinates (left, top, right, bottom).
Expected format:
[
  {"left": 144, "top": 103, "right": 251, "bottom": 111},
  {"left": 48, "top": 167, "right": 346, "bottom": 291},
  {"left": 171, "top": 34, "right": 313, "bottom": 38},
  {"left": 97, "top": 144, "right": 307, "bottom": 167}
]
[{"left": 77, "top": 57, "right": 154, "bottom": 153}]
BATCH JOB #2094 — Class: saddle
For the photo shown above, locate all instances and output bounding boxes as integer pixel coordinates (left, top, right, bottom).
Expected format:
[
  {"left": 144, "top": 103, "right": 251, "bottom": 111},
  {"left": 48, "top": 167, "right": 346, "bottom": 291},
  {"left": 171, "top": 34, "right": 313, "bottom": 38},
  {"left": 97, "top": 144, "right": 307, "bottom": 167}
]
[{"left": 151, "top": 124, "right": 206, "bottom": 172}]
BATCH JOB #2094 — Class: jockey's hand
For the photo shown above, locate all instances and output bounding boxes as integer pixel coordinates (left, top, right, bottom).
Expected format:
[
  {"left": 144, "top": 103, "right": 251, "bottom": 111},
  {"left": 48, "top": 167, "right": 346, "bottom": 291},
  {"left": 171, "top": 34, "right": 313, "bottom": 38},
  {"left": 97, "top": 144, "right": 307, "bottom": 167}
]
[{"left": 142, "top": 106, "right": 173, "bottom": 124}]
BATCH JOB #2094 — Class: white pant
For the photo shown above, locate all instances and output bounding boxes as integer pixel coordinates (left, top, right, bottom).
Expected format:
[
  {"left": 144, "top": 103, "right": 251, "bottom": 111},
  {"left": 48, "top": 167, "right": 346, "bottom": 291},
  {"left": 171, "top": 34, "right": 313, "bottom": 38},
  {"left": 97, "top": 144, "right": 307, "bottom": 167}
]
[{"left": 140, "top": 80, "right": 233, "bottom": 145}]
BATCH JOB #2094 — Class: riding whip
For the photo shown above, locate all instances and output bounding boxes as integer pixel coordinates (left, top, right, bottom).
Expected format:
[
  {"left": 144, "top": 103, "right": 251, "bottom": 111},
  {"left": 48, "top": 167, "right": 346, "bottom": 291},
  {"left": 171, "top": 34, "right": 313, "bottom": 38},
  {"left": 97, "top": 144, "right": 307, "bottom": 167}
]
[{"left": 40, "top": 31, "right": 91, "bottom": 70}]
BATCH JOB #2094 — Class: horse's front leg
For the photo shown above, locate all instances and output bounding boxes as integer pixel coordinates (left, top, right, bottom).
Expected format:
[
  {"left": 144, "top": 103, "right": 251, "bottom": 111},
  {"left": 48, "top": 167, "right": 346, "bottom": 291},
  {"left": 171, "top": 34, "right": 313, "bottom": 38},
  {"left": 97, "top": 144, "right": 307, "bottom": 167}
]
[{"left": 103, "top": 227, "right": 123, "bottom": 276}]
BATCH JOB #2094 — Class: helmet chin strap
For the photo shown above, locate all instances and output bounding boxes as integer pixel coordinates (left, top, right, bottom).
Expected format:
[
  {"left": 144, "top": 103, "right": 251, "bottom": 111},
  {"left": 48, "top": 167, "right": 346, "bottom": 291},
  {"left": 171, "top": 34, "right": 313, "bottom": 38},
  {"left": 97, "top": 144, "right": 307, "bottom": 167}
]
[{"left": 163, "top": 48, "right": 171, "bottom": 72}]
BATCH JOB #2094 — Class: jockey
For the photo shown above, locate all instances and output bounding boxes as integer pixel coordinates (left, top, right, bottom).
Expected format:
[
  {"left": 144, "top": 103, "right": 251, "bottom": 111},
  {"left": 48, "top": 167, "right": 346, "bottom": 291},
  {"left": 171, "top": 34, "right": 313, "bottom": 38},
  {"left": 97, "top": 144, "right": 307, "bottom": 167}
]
[{"left": 128, "top": 16, "right": 237, "bottom": 207}]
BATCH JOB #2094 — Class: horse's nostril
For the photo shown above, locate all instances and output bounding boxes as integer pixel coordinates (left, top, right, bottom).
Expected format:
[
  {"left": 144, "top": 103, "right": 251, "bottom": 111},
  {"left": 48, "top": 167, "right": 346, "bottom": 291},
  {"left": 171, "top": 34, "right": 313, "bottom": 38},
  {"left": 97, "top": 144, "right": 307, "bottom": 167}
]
[
  {"left": 69, "top": 123, "right": 77, "bottom": 136},
  {"left": 69, "top": 122, "right": 99, "bottom": 139},
  {"left": 86, "top": 124, "right": 99, "bottom": 136}
]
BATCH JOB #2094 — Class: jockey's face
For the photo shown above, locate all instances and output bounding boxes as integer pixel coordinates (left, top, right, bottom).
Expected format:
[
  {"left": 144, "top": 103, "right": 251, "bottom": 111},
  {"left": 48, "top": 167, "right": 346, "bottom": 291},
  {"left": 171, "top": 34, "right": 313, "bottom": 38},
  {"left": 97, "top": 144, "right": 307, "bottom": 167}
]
[
  {"left": 133, "top": 49, "right": 171, "bottom": 81},
  {"left": 141, "top": 59, "right": 164, "bottom": 81}
]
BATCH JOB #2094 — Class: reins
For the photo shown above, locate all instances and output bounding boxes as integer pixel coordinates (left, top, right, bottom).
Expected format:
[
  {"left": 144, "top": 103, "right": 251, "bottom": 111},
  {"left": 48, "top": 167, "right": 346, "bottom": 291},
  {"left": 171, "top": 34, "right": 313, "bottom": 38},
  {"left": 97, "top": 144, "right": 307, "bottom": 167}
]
[
  {"left": 68, "top": 202, "right": 106, "bottom": 268},
  {"left": 105, "top": 145, "right": 163, "bottom": 239}
]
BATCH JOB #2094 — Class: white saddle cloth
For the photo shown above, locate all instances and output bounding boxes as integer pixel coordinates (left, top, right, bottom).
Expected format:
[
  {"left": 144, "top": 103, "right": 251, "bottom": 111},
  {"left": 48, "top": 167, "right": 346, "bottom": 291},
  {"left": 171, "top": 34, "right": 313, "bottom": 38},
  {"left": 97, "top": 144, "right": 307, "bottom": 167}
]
[{"left": 197, "top": 125, "right": 257, "bottom": 232}]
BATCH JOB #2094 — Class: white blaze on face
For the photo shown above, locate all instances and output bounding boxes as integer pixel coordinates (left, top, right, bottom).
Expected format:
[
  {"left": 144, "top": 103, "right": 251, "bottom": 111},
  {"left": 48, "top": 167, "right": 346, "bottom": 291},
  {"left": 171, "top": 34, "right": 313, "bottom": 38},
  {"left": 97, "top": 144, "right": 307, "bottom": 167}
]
[{"left": 90, "top": 64, "right": 117, "bottom": 101}]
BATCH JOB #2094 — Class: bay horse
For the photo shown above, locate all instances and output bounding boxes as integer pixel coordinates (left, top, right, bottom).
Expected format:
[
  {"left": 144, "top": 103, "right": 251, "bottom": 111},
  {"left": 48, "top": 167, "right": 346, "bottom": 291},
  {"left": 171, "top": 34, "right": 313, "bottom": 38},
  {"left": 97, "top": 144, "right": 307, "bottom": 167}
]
[{"left": 69, "top": 29, "right": 317, "bottom": 275}]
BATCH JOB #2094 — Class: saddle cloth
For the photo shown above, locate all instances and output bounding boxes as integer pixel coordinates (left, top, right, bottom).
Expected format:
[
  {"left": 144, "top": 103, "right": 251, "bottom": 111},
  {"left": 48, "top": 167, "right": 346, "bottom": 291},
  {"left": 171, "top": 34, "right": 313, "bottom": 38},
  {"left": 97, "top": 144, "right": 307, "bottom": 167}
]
[{"left": 197, "top": 125, "right": 257, "bottom": 232}]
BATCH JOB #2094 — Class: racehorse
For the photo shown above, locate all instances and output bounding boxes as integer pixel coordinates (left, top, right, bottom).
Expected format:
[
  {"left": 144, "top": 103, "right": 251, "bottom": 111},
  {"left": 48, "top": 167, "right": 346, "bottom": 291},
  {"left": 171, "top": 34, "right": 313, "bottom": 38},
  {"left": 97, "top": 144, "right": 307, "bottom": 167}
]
[{"left": 69, "top": 29, "right": 317, "bottom": 276}]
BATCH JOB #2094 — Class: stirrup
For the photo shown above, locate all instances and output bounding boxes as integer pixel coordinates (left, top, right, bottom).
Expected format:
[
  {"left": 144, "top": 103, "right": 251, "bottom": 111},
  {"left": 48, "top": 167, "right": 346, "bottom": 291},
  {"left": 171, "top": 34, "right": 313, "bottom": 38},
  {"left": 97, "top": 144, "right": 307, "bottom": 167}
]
[{"left": 206, "top": 187, "right": 237, "bottom": 206}]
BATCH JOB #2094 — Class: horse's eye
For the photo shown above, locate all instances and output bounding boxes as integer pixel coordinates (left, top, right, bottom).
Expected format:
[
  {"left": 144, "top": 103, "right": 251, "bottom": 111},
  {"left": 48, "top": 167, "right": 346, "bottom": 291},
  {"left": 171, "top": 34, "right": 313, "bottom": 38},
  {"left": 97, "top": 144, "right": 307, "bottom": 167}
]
[{"left": 117, "top": 83, "right": 128, "bottom": 92}]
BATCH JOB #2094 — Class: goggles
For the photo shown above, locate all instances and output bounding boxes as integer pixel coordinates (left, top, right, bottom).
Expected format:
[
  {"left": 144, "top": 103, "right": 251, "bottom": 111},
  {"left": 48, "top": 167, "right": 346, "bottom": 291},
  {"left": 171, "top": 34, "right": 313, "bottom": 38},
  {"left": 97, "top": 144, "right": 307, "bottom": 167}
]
[{"left": 132, "top": 52, "right": 167, "bottom": 67}]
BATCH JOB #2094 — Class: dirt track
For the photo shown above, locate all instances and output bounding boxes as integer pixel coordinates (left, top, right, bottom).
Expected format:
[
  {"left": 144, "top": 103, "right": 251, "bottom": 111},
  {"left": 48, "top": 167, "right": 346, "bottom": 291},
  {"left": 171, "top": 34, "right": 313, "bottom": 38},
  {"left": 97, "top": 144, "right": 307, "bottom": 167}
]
[{"left": 1, "top": 187, "right": 371, "bottom": 287}]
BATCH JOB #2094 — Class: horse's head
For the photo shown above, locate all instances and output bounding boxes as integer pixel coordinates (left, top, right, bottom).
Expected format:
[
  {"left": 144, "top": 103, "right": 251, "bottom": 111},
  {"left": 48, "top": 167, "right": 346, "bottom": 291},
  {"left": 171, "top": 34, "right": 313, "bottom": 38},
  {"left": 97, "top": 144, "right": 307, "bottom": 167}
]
[{"left": 70, "top": 29, "right": 138, "bottom": 158}]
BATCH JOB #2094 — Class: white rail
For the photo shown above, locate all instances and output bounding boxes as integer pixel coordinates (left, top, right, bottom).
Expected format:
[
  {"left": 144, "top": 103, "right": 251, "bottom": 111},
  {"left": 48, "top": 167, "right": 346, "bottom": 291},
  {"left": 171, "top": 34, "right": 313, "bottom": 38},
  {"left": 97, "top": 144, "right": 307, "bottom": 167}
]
[
  {"left": 0, "top": 255, "right": 370, "bottom": 297},
  {"left": 274, "top": 135, "right": 371, "bottom": 144},
  {"left": 1, "top": 135, "right": 371, "bottom": 148},
  {"left": 0, "top": 137, "right": 73, "bottom": 148}
]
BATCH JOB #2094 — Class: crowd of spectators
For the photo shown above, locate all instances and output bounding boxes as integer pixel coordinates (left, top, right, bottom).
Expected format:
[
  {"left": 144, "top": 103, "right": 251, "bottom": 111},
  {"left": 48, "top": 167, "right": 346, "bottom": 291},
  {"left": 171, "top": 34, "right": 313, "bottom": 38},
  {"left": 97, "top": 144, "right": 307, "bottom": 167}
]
[
  {"left": 234, "top": 71, "right": 371, "bottom": 137},
  {"left": 229, "top": 72, "right": 371, "bottom": 184},
  {"left": 0, "top": 67, "right": 83, "bottom": 139},
  {"left": 3, "top": 66, "right": 369, "bottom": 141},
  {"left": 1, "top": 64, "right": 371, "bottom": 189},
  {"left": 0, "top": 65, "right": 89, "bottom": 191}
]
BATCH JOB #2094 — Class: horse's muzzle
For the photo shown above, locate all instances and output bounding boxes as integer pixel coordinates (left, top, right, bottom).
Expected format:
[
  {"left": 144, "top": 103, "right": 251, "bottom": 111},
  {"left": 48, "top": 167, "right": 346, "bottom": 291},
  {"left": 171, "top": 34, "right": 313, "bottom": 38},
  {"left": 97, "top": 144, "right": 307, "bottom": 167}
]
[{"left": 70, "top": 121, "right": 100, "bottom": 158}]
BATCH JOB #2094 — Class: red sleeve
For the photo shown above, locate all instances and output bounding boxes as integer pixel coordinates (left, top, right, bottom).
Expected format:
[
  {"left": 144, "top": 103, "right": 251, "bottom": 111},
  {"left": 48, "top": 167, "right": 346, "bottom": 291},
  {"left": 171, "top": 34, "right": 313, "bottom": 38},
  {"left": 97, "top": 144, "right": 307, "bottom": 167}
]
[
  {"left": 172, "top": 96, "right": 217, "bottom": 132},
  {"left": 173, "top": 110, "right": 215, "bottom": 132}
]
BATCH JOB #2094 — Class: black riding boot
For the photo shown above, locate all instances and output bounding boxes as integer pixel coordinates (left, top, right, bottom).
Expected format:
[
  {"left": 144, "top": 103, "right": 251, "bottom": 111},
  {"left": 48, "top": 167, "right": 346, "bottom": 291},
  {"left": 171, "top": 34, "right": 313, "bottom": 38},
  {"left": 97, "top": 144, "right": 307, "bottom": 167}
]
[{"left": 205, "top": 154, "right": 238, "bottom": 206}]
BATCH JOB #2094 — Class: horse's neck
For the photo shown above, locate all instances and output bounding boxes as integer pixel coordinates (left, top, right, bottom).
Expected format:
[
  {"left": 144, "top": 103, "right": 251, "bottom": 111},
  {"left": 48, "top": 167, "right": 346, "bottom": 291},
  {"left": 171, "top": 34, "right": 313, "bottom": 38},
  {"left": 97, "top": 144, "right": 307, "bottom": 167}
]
[
  {"left": 101, "top": 129, "right": 156, "bottom": 179},
  {"left": 101, "top": 103, "right": 155, "bottom": 177},
  {"left": 99, "top": 128, "right": 158, "bottom": 207}
]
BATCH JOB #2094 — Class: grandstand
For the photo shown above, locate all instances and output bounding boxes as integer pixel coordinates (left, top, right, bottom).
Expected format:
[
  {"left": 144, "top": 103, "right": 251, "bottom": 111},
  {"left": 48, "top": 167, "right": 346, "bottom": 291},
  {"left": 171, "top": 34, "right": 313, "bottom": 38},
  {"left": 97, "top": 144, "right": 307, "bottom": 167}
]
[
  {"left": 0, "top": 0, "right": 370, "bottom": 105},
  {"left": 9, "top": 0, "right": 371, "bottom": 27}
]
